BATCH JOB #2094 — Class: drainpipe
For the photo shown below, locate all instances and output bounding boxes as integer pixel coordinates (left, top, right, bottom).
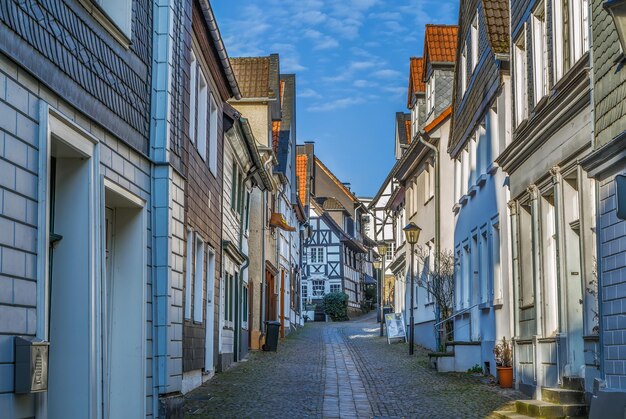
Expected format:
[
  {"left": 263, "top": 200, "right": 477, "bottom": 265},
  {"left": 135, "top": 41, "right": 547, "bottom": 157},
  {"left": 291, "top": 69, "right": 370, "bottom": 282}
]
[
  {"left": 260, "top": 191, "right": 267, "bottom": 336},
  {"left": 417, "top": 130, "right": 440, "bottom": 262},
  {"left": 418, "top": 129, "right": 441, "bottom": 349}
]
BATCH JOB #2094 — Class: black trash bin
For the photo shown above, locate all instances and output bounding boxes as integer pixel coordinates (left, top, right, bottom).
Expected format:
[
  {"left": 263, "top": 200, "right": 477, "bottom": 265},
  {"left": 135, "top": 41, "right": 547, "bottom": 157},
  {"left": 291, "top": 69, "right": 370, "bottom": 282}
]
[{"left": 263, "top": 321, "right": 281, "bottom": 352}]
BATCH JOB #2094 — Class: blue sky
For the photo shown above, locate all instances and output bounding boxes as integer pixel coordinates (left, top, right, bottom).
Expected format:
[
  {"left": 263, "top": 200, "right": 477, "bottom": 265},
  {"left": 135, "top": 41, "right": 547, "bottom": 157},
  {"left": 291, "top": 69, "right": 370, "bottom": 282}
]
[{"left": 213, "top": 0, "right": 458, "bottom": 197}]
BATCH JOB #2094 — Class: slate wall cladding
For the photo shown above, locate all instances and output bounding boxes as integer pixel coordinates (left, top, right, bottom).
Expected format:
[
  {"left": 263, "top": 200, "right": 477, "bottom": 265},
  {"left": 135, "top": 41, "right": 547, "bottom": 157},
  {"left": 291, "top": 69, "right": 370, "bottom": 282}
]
[
  {"left": 592, "top": 0, "right": 626, "bottom": 147},
  {"left": 597, "top": 175, "right": 626, "bottom": 389},
  {"left": 450, "top": 0, "right": 500, "bottom": 156},
  {"left": 434, "top": 68, "right": 454, "bottom": 115},
  {"left": 181, "top": 0, "right": 225, "bottom": 374},
  {"left": 0, "top": 51, "right": 154, "bottom": 416},
  {"left": 0, "top": 0, "right": 152, "bottom": 154}
]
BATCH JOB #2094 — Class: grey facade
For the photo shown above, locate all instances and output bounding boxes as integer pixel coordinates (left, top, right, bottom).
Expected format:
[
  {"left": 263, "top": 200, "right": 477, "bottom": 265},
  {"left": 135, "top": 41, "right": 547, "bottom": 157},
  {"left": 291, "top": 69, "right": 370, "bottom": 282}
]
[
  {"left": 582, "top": 0, "right": 626, "bottom": 406},
  {"left": 0, "top": 0, "right": 154, "bottom": 417}
]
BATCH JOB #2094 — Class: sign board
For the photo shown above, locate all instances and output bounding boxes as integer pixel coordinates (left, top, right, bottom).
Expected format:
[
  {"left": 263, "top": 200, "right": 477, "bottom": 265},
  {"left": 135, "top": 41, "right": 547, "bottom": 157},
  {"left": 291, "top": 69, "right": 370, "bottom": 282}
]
[{"left": 385, "top": 313, "right": 407, "bottom": 344}]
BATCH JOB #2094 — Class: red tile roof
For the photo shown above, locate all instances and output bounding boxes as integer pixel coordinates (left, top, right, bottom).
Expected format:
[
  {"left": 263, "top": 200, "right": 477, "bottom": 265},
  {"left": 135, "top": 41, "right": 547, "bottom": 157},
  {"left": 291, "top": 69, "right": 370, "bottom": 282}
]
[
  {"left": 424, "top": 106, "right": 452, "bottom": 133},
  {"left": 407, "top": 57, "right": 425, "bottom": 108},
  {"left": 423, "top": 25, "right": 458, "bottom": 71},
  {"left": 296, "top": 154, "right": 308, "bottom": 206},
  {"left": 405, "top": 120, "right": 412, "bottom": 144},
  {"left": 272, "top": 120, "right": 281, "bottom": 153},
  {"left": 482, "top": 0, "right": 510, "bottom": 54}
]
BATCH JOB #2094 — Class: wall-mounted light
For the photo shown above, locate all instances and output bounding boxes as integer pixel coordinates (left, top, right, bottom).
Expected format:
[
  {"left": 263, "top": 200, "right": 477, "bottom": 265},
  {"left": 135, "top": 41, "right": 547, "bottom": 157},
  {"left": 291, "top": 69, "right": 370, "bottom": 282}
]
[{"left": 604, "top": 0, "right": 626, "bottom": 60}]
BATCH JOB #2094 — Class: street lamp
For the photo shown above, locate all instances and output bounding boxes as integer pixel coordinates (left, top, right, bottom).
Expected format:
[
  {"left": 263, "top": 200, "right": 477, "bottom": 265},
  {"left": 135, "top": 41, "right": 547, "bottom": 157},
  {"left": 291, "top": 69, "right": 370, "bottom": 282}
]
[
  {"left": 377, "top": 241, "right": 388, "bottom": 337},
  {"left": 403, "top": 222, "right": 421, "bottom": 355},
  {"left": 604, "top": 0, "right": 626, "bottom": 60}
]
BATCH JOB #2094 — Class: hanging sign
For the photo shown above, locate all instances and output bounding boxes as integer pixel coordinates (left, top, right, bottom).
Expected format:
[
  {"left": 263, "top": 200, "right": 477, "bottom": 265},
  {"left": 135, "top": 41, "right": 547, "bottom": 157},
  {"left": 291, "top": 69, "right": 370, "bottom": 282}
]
[{"left": 385, "top": 313, "right": 407, "bottom": 344}]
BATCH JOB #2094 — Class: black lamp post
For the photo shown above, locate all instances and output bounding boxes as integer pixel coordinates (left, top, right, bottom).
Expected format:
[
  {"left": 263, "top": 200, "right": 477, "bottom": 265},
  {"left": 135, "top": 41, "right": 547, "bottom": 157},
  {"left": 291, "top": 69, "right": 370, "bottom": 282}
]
[
  {"left": 403, "top": 222, "right": 421, "bottom": 355},
  {"left": 604, "top": 0, "right": 626, "bottom": 60},
  {"left": 376, "top": 242, "right": 388, "bottom": 337}
]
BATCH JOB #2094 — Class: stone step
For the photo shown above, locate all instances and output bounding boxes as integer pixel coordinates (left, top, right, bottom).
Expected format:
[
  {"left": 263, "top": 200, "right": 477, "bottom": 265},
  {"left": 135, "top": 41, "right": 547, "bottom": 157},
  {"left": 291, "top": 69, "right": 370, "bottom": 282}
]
[
  {"left": 515, "top": 400, "right": 587, "bottom": 418},
  {"left": 492, "top": 411, "right": 534, "bottom": 419},
  {"left": 541, "top": 387, "right": 585, "bottom": 405},
  {"left": 562, "top": 376, "right": 584, "bottom": 391}
]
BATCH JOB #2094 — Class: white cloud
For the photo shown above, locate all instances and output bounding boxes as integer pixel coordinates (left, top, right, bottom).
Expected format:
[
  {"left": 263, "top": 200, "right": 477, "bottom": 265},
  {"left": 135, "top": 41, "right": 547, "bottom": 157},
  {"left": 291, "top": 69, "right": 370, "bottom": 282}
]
[
  {"left": 299, "top": 88, "right": 321, "bottom": 99},
  {"left": 372, "top": 69, "right": 403, "bottom": 79},
  {"left": 308, "top": 97, "right": 366, "bottom": 112},
  {"left": 354, "top": 79, "right": 376, "bottom": 88}
]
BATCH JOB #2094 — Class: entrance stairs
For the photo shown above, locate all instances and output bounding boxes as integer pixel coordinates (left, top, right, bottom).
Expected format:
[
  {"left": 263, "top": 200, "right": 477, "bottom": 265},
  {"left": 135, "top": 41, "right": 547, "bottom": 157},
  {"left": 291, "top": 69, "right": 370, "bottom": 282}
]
[{"left": 494, "top": 377, "right": 588, "bottom": 419}]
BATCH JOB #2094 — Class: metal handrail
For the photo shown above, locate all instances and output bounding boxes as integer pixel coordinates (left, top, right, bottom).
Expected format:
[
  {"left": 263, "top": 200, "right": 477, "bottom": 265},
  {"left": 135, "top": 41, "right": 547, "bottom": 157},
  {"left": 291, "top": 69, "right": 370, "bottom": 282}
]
[{"left": 433, "top": 303, "right": 480, "bottom": 328}]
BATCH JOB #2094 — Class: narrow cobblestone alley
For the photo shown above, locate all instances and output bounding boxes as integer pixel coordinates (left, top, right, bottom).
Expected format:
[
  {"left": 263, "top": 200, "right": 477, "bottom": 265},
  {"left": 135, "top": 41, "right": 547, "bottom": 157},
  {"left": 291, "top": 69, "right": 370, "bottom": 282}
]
[{"left": 183, "top": 313, "right": 524, "bottom": 419}]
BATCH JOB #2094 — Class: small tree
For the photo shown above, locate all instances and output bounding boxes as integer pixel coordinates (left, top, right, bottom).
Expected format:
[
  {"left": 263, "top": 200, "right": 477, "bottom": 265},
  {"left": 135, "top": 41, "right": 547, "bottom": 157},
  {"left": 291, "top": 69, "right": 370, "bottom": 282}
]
[
  {"left": 323, "top": 292, "right": 349, "bottom": 321},
  {"left": 414, "top": 247, "right": 456, "bottom": 350}
]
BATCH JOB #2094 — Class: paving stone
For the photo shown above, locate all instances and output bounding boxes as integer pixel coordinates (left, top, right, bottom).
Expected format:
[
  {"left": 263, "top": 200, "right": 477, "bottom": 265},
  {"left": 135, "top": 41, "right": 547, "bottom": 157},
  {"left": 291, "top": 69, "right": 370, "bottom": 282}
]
[{"left": 183, "top": 313, "right": 525, "bottom": 418}]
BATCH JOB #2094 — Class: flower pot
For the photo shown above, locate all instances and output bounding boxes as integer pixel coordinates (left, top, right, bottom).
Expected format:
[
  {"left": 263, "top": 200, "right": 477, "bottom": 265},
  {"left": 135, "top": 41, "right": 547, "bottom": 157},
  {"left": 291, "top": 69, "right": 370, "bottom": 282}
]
[{"left": 497, "top": 366, "right": 513, "bottom": 388}]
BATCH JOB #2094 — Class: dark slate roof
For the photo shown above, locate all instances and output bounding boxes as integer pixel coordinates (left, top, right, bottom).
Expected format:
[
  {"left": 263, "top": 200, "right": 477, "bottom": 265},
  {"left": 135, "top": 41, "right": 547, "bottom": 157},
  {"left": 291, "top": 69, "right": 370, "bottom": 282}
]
[
  {"left": 482, "top": 0, "right": 510, "bottom": 54},
  {"left": 276, "top": 74, "right": 295, "bottom": 175},
  {"left": 396, "top": 112, "right": 411, "bottom": 145}
]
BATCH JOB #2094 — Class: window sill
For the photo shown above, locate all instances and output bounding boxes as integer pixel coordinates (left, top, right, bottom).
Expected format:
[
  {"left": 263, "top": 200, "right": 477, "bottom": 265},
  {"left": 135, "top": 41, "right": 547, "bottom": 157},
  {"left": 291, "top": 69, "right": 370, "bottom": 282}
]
[
  {"left": 476, "top": 174, "right": 487, "bottom": 188},
  {"left": 452, "top": 203, "right": 461, "bottom": 214},
  {"left": 468, "top": 185, "right": 478, "bottom": 197},
  {"left": 78, "top": 0, "right": 131, "bottom": 48},
  {"left": 459, "top": 194, "right": 469, "bottom": 206},
  {"left": 487, "top": 163, "right": 499, "bottom": 175}
]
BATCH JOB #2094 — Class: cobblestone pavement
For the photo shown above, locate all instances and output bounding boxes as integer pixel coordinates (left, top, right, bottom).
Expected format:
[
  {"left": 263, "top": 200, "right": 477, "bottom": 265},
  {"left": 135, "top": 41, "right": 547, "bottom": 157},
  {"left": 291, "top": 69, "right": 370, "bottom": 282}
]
[{"left": 184, "top": 313, "right": 525, "bottom": 418}]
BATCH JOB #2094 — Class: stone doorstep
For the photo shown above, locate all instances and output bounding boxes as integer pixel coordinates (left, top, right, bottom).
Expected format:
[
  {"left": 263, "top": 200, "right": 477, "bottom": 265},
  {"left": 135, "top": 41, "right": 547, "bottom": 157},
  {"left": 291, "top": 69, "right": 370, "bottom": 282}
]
[
  {"left": 541, "top": 387, "right": 586, "bottom": 405},
  {"left": 515, "top": 399, "right": 588, "bottom": 418}
]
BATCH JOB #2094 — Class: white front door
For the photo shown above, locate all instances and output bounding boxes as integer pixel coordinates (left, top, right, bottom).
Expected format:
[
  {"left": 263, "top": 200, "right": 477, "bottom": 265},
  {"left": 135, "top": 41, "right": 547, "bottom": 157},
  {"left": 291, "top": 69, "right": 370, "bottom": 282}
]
[{"left": 205, "top": 250, "right": 216, "bottom": 372}]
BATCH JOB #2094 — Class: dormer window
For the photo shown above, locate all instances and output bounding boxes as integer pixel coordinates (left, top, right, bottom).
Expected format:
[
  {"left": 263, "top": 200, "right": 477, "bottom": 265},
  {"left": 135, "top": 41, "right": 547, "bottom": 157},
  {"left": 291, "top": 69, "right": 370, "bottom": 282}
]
[
  {"left": 461, "top": 44, "right": 467, "bottom": 94},
  {"left": 427, "top": 76, "right": 435, "bottom": 113}
]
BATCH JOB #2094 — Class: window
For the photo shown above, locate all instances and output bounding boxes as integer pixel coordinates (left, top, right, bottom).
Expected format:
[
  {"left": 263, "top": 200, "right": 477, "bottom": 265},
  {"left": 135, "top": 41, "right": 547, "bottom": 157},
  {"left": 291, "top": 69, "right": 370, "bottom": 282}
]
[
  {"left": 312, "top": 279, "right": 325, "bottom": 297},
  {"left": 184, "top": 230, "right": 194, "bottom": 320},
  {"left": 244, "top": 191, "right": 251, "bottom": 232},
  {"left": 461, "top": 44, "right": 467, "bottom": 94},
  {"left": 469, "top": 135, "right": 477, "bottom": 186},
  {"left": 514, "top": 31, "right": 528, "bottom": 126},
  {"left": 425, "top": 163, "right": 435, "bottom": 201},
  {"left": 301, "top": 284, "right": 308, "bottom": 300},
  {"left": 461, "top": 146, "right": 469, "bottom": 195},
  {"left": 90, "top": 0, "right": 132, "bottom": 39},
  {"left": 242, "top": 284, "right": 248, "bottom": 329},
  {"left": 310, "top": 247, "right": 325, "bottom": 264},
  {"left": 231, "top": 162, "right": 245, "bottom": 217},
  {"left": 552, "top": 0, "right": 568, "bottom": 80},
  {"left": 532, "top": 3, "right": 548, "bottom": 104},
  {"left": 196, "top": 70, "right": 208, "bottom": 161},
  {"left": 519, "top": 204, "right": 534, "bottom": 306},
  {"left": 209, "top": 93, "right": 218, "bottom": 174},
  {"left": 386, "top": 242, "right": 395, "bottom": 262},
  {"left": 189, "top": 51, "right": 198, "bottom": 146},
  {"left": 492, "top": 221, "right": 501, "bottom": 301},
  {"left": 193, "top": 235, "right": 205, "bottom": 322},
  {"left": 330, "top": 283, "right": 341, "bottom": 293},
  {"left": 471, "top": 14, "right": 479, "bottom": 71},
  {"left": 480, "top": 231, "right": 489, "bottom": 303},
  {"left": 427, "top": 76, "right": 435, "bottom": 113},
  {"left": 454, "top": 158, "right": 462, "bottom": 203}
]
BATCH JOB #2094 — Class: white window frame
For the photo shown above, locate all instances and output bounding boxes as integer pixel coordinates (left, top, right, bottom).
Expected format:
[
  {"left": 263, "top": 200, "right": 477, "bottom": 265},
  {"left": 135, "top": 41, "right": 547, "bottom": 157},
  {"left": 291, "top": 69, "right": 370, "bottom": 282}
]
[
  {"left": 386, "top": 242, "right": 395, "bottom": 262},
  {"left": 461, "top": 44, "right": 467, "bottom": 94},
  {"left": 427, "top": 76, "right": 435, "bottom": 113},
  {"left": 514, "top": 30, "right": 528, "bottom": 126},
  {"left": 185, "top": 230, "right": 194, "bottom": 320},
  {"left": 242, "top": 284, "right": 249, "bottom": 329},
  {"left": 209, "top": 93, "right": 218, "bottom": 174},
  {"left": 193, "top": 234, "right": 205, "bottom": 323},
  {"left": 330, "top": 283, "right": 341, "bottom": 294},
  {"left": 189, "top": 51, "right": 198, "bottom": 146},
  {"left": 310, "top": 246, "right": 325, "bottom": 265},
  {"left": 301, "top": 284, "right": 309, "bottom": 300},
  {"left": 196, "top": 70, "right": 208, "bottom": 161},
  {"left": 312, "top": 279, "right": 325, "bottom": 297},
  {"left": 532, "top": 2, "right": 548, "bottom": 105},
  {"left": 471, "top": 14, "right": 479, "bottom": 71},
  {"left": 552, "top": 0, "right": 566, "bottom": 81}
]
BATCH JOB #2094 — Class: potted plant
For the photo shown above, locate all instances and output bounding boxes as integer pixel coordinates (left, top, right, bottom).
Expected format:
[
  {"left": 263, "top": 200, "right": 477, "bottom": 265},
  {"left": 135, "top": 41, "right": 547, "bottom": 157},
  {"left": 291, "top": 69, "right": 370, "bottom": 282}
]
[{"left": 493, "top": 336, "right": 513, "bottom": 388}]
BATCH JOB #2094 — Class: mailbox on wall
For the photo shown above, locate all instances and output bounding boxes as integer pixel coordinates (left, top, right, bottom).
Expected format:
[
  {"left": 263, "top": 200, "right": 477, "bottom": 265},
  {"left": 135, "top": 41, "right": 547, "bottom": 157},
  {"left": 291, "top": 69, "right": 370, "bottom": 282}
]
[
  {"left": 617, "top": 174, "right": 626, "bottom": 220},
  {"left": 14, "top": 337, "right": 49, "bottom": 394}
]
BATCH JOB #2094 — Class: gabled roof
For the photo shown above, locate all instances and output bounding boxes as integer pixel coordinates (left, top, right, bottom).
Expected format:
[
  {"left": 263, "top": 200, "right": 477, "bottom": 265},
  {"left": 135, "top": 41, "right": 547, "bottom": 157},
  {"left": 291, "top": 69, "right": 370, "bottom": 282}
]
[
  {"left": 396, "top": 112, "right": 411, "bottom": 146},
  {"left": 407, "top": 57, "right": 425, "bottom": 108},
  {"left": 317, "top": 197, "right": 350, "bottom": 214},
  {"left": 315, "top": 157, "right": 358, "bottom": 203},
  {"left": 310, "top": 200, "right": 367, "bottom": 253},
  {"left": 482, "top": 0, "right": 510, "bottom": 54},
  {"left": 276, "top": 75, "right": 296, "bottom": 174},
  {"left": 230, "top": 54, "right": 280, "bottom": 102},
  {"left": 423, "top": 25, "right": 458, "bottom": 74}
]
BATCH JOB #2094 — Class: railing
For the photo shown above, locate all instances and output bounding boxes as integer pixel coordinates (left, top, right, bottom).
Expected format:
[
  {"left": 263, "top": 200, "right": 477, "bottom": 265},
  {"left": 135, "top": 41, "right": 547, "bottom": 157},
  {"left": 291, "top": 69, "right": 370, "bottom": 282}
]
[{"left": 433, "top": 303, "right": 480, "bottom": 344}]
